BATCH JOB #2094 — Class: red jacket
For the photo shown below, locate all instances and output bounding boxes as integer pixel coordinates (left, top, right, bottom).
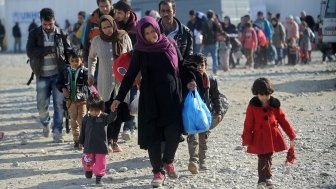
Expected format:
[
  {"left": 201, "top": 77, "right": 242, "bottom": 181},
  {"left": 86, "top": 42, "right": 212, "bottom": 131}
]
[
  {"left": 242, "top": 96, "right": 296, "bottom": 154},
  {"left": 240, "top": 27, "right": 258, "bottom": 50}
]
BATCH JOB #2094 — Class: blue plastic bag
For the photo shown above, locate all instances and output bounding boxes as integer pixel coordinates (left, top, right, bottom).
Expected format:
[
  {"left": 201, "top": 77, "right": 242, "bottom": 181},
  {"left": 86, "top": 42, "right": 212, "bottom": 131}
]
[{"left": 182, "top": 90, "right": 212, "bottom": 134}]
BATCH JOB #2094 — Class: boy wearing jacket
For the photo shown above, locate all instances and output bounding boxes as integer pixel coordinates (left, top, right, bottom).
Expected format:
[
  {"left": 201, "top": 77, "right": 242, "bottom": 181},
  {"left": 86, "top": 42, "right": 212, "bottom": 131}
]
[
  {"left": 57, "top": 49, "right": 89, "bottom": 149},
  {"left": 181, "top": 53, "right": 222, "bottom": 174}
]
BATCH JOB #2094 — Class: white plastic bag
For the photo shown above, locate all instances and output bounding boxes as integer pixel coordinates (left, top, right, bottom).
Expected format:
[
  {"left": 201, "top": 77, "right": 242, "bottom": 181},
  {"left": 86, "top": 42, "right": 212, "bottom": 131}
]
[{"left": 129, "top": 91, "right": 139, "bottom": 116}]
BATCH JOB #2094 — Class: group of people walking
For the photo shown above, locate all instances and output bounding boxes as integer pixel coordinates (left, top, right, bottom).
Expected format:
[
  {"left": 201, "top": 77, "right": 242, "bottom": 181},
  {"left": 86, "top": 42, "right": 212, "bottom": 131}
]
[{"left": 25, "top": 0, "right": 297, "bottom": 188}]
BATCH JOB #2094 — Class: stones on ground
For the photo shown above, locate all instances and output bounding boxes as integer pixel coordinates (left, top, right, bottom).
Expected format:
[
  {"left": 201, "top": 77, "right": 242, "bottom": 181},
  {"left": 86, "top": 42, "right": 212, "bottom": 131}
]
[
  {"left": 118, "top": 167, "right": 128, "bottom": 172},
  {"left": 12, "top": 162, "right": 19, "bottom": 167}
]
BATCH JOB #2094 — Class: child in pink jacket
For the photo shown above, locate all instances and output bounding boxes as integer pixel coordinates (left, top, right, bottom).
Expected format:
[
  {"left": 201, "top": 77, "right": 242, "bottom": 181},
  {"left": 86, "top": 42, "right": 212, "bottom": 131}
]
[{"left": 241, "top": 22, "right": 258, "bottom": 69}]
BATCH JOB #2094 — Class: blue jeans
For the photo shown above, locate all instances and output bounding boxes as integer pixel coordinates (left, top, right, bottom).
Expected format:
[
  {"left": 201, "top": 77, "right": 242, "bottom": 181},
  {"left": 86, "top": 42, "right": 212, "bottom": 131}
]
[
  {"left": 36, "top": 75, "right": 64, "bottom": 133},
  {"left": 276, "top": 47, "right": 283, "bottom": 63},
  {"left": 202, "top": 43, "right": 218, "bottom": 74},
  {"left": 123, "top": 86, "right": 137, "bottom": 131}
]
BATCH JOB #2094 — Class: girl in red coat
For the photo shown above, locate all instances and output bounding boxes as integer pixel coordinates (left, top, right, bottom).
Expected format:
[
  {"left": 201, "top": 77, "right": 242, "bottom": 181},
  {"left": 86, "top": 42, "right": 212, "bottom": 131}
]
[{"left": 242, "top": 78, "right": 296, "bottom": 189}]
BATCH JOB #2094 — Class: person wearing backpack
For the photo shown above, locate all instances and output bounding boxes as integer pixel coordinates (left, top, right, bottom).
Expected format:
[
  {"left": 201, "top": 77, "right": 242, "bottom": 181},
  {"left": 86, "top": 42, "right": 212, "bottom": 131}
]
[
  {"left": 26, "top": 8, "right": 73, "bottom": 143},
  {"left": 180, "top": 53, "right": 222, "bottom": 174}
]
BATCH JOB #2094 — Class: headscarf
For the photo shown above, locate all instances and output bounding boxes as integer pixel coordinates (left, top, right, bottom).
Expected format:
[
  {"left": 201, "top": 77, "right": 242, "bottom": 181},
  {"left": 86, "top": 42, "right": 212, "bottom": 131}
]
[
  {"left": 134, "top": 16, "right": 178, "bottom": 72},
  {"left": 99, "top": 15, "right": 128, "bottom": 57}
]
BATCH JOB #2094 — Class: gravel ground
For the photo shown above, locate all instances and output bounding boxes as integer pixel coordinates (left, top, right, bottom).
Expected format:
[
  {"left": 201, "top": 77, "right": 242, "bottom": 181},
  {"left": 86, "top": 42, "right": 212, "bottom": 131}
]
[{"left": 0, "top": 52, "right": 335, "bottom": 189}]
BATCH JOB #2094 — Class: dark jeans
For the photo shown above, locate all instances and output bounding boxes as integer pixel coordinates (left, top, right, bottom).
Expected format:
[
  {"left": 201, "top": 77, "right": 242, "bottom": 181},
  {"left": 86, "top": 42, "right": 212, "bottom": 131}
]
[
  {"left": 258, "top": 153, "right": 273, "bottom": 183},
  {"left": 148, "top": 121, "right": 181, "bottom": 174}
]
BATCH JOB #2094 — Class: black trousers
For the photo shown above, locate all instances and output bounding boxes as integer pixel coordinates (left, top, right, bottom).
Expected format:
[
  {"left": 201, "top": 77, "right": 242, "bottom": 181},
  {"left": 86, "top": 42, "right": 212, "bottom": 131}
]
[
  {"left": 148, "top": 121, "right": 181, "bottom": 174},
  {"left": 104, "top": 94, "right": 131, "bottom": 143}
]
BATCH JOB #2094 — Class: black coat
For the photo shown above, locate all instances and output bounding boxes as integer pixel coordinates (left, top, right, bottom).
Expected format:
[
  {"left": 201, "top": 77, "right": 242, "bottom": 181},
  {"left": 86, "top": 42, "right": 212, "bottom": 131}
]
[
  {"left": 79, "top": 112, "right": 117, "bottom": 154},
  {"left": 115, "top": 50, "right": 183, "bottom": 149},
  {"left": 180, "top": 63, "right": 221, "bottom": 114},
  {"left": 159, "top": 17, "right": 193, "bottom": 59}
]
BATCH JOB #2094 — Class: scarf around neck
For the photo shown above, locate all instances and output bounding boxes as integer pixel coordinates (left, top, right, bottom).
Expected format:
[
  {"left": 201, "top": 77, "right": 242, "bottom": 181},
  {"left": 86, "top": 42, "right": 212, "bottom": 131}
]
[
  {"left": 134, "top": 16, "right": 178, "bottom": 72},
  {"left": 99, "top": 15, "right": 128, "bottom": 57}
]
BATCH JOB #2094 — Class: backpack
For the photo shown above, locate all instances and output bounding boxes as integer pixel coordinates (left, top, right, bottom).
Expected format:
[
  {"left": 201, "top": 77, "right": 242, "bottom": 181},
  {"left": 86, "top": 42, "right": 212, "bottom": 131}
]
[{"left": 209, "top": 76, "right": 229, "bottom": 116}]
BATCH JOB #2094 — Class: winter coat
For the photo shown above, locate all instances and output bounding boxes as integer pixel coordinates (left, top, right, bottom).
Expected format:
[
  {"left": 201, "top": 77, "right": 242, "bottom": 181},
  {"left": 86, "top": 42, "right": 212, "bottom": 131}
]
[
  {"left": 83, "top": 8, "right": 115, "bottom": 63},
  {"left": 115, "top": 50, "right": 183, "bottom": 150},
  {"left": 79, "top": 112, "right": 117, "bottom": 154},
  {"left": 180, "top": 63, "right": 221, "bottom": 115},
  {"left": 26, "top": 26, "right": 73, "bottom": 79},
  {"left": 299, "top": 28, "right": 312, "bottom": 51},
  {"left": 159, "top": 17, "right": 193, "bottom": 59},
  {"left": 12, "top": 24, "right": 21, "bottom": 38},
  {"left": 254, "top": 18, "right": 273, "bottom": 40},
  {"left": 272, "top": 23, "right": 286, "bottom": 48},
  {"left": 240, "top": 27, "right": 258, "bottom": 50},
  {"left": 116, "top": 11, "right": 138, "bottom": 45},
  {"left": 56, "top": 65, "right": 89, "bottom": 101},
  {"left": 242, "top": 96, "right": 296, "bottom": 155},
  {"left": 88, "top": 34, "right": 132, "bottom": 102}
]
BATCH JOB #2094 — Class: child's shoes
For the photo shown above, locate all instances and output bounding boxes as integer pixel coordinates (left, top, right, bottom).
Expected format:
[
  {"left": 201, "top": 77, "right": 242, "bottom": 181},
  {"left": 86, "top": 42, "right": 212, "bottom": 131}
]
[{"left": 188, "top": 161, "right": 199, "bottom": 174}]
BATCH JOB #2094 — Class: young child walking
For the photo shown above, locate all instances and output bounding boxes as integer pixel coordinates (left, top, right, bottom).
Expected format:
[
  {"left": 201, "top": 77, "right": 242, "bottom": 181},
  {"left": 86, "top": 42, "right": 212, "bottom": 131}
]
[
  {"left": 240, "top": 22, "right": 258, "bottom": 69},
  {"left": 57, "top": 49, "right": 89, "bottom": 148},
  {"left": 181, "top": 53, "right": 223, "bottom": 174},
  {"left": 79, "top": 95, "right": 117, "bottom": 186},
  {"left": 242, "top": 77, "right": 296, "bottom": 189}
]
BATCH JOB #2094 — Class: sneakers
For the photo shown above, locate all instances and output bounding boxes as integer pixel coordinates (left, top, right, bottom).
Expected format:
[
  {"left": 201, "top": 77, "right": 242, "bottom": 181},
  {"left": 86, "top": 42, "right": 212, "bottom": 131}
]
[
  {"left": 151, "top": 172, "right": 165, "bottom": 188},
  {"left": 53, "top": 132, "right": 64, "bottom": 143},
  {"left": 85, "top": 171, "right": 93, "bottom": 179},
  {"left": 112, "top": 143, "right": 123, "bottom": 153},
  {"left": 163, "top": 163, "right": 179, "bottom": 179},
  {"left": 257, "top": 182, "right": 267, "bottom": 189},
  {"left": 266, "top": 179, "right": 275, "bottom": 189},
  {"left": 42, "top": 126, "right": 50, "bottom": 137},
  {"left": 121, "top": 130, "right": 131, "bottom": 141},
  {"left": 188, "top": 161, "right": 199, "bottom": 174}
]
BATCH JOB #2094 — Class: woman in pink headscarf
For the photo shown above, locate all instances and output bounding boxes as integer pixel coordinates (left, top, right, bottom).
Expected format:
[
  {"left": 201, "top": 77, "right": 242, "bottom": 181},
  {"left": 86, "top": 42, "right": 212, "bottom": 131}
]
[{"left": 111, "top": 16, "right": 182, "bottom": 187}]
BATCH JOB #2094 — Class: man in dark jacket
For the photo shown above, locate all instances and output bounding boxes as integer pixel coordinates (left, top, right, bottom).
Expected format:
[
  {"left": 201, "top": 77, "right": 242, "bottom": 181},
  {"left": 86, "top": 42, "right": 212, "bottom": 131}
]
[
  {"left": 28, "top": 19, "right": 38, "bottom": 32},
  {"left": 114, "top": 0, "right": 137, "bottom": 45},
  {"left": 26, "top": 8, "right": 73, "bottom": 143},
  {"left": 158, "top": 0, "right": 193, "bottom": 61},
  {"left": 187, "top": 10, "right": 204, "bottom": 54},
  {"left": 83, "top": 0, "right": 114, "bottom": 65},
  {"left": 300, "top": 11, "right": 315, "bottom": 32},
  {"left": 12, "top": 22, "right": 22, "bottom": 53}
]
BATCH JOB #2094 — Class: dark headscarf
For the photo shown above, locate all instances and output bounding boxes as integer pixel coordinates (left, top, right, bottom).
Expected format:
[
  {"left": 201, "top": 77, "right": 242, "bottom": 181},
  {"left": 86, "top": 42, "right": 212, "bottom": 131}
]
[
  {"left": 134, "top": 16, "right": 178, "bottom": 72},
  {"left": 99, "top": 15, "right": 128, "bottom": 57}
]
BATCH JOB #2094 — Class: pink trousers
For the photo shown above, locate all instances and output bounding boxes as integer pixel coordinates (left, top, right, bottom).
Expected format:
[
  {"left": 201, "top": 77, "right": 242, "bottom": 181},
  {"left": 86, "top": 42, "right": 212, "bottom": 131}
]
[{"left": 81, "top": 153, "right": 107, "bottom": 176}]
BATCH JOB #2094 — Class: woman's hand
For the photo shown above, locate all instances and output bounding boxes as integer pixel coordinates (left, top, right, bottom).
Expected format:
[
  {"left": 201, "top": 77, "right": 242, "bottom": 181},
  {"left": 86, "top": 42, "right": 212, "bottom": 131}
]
[
  {"left": 187, "top": 81, "right": 197, "bottom": 91},
  {"left": 217, "top": 114, "right": 222, "bottom": 123},
  {"left": 110, "top": 100, "right": 121, "bottom": 112}
]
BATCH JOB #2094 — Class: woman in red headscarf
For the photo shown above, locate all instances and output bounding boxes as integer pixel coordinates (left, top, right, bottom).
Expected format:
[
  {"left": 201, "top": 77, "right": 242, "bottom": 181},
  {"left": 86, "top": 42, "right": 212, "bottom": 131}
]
[{"left": 111, "top": 16, "right": 182, "bottom": 187}]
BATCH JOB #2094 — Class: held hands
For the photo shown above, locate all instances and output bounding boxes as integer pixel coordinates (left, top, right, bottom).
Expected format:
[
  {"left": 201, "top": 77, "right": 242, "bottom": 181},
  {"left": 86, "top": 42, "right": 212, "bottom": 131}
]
[
  {"left": 78, "top": 144, "right": 83, "bottom": 150},
  {"left": 216, "top": 114, "right": 223, "bottom": 123},
  {"left": 187, "top": 81, "right": 197, "bottom": 91},
  {"left": 110, "top": 100, "right": 121, "bottom": 112}
]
